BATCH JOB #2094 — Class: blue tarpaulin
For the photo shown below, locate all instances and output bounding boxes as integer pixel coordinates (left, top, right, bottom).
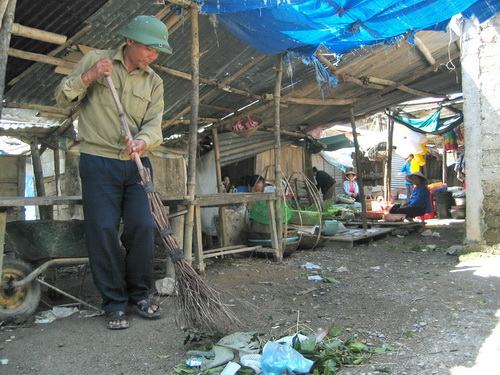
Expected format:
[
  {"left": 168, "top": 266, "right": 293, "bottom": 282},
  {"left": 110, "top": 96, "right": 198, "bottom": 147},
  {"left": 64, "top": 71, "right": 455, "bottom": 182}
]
[{"left": 201, "top": 1, "right": 499, "bottom": 55}]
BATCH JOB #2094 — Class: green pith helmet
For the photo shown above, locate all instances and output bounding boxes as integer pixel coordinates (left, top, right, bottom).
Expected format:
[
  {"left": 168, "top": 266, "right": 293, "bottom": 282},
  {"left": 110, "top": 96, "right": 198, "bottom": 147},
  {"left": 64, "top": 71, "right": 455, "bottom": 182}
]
[{"left": 118, "top": 15, "right": 172, "bottom": 54}]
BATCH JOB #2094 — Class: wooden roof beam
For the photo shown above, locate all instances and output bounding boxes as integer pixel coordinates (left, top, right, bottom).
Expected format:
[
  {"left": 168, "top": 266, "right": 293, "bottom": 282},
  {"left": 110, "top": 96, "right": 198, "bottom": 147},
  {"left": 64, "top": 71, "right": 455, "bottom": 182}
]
[
  {"left": 317, "top": 52, "right": 446, "bottom": 98},
  {"left": 164, "top": 53, "right": 266, "bottom": 127},
  {"left": 11, "top": 23, "right": 67, "bottom": 45},
  {"left": 365, "top": 76, "right": 447, "bottom": 98},
  {"left": 413, "top": 36, "right": 436, "bottom": 67}
]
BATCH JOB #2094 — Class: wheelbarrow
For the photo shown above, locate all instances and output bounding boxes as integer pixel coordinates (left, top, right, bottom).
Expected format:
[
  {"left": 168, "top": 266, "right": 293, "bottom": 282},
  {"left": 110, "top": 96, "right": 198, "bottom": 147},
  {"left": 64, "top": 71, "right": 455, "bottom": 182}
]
[
  {"left": 0, "top": 220, "right": 91, "bottom": 322},
  {"left": 0, "top": 211, "right": 185, "bottom": 322}
]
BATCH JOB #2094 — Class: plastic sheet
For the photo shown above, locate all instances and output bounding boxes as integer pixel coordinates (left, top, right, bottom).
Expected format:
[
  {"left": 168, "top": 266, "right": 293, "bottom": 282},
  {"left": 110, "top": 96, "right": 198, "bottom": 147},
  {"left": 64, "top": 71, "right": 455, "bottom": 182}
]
[{"left": 201, "top": 1, "right": 499, "bottom": 56}]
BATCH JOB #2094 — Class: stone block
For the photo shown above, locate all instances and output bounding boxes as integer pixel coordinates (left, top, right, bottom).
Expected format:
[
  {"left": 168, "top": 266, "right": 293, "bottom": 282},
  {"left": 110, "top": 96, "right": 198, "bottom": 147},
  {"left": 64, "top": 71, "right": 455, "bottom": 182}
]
[{"left": 484, "top": 229, "right": 500, "bottom": 246}]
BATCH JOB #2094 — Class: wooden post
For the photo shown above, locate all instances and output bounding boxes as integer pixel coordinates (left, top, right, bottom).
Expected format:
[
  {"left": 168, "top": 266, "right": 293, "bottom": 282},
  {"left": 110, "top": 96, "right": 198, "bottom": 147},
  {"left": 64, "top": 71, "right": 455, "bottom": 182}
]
[
  {"left": 194, "top": 205, "right": 205, "bottom": 273},
  {"left": 182, "top": 4, "right": 200, "bottom": 264},
  {"left": 442, "top": 147, "right": 448, "bottom": 184},
  {"left": 0, "top": 0, "right": 17, "bottom": 118},
  {"left": 212, "top": 127, "right": 229, "bottom": 247},
  {"left": 54, "top": 147, "right": 60, "bottom": 196},
  {"left": 30, "top": 139, "right": 53, "bottom": 220},
  {"left": 384, "top": 114, "right": 394, "bottom": 201},
  {"left": 273, "top": 54, "right": 284, "bottom": 260},
  {"left": 349, "top": 107, "right": 367, "bottom": 230},
  {"left": 0, "top": 210, "right": 7, "bottom": 282}
]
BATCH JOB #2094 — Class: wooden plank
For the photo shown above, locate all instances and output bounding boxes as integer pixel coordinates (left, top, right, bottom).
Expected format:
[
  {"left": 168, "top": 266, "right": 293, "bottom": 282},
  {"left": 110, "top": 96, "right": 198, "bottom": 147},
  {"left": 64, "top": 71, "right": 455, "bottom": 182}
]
[
  {"left": 323, "top": 227, "right": 393, "bottom": 247},
  {"left": 203, "top": 246, "right": 262, "bottom": 259},
  {"left": 195, "top": 192, "right": 275, "bottom": 207},
  {"left": 203, "top": 245, "right": 245, "bottom": 255},
  {"left": 0, "top": 196, "right": 82, "bottom": 206}
]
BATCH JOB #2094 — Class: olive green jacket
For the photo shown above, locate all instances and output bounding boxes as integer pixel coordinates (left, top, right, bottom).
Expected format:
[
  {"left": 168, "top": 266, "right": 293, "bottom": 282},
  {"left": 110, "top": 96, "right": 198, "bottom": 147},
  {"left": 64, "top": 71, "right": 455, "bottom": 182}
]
[{"left": 55, "top": 45, "right": 164, "bottom": 160}]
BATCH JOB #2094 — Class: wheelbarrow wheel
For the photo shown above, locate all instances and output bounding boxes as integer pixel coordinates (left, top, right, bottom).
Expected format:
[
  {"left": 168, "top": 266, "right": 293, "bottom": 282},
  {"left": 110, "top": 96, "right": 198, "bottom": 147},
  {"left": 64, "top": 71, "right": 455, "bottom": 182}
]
[{"left": 0, "top": 259, "right": 41, "bottom": 322}]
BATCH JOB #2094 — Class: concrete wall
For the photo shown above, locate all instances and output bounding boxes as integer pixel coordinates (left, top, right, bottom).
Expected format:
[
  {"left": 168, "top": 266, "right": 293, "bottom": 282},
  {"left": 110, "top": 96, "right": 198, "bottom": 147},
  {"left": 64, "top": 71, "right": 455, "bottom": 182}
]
[{"left": 461, "top": 14, "right": 500, "bottom": 245}]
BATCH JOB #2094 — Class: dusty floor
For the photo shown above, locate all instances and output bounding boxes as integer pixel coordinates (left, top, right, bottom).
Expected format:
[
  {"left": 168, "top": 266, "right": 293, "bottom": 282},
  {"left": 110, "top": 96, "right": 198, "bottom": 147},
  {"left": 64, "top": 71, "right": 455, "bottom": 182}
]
[{"left": 1, "top": 222, "right": 500, "bottom": 375}]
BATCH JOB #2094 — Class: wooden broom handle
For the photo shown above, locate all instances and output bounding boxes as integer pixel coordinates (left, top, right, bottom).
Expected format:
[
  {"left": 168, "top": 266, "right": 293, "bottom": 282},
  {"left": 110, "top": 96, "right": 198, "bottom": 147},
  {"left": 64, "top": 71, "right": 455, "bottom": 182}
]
[{"left": 105, "top": 76, "right": 148, "bottom": 182}]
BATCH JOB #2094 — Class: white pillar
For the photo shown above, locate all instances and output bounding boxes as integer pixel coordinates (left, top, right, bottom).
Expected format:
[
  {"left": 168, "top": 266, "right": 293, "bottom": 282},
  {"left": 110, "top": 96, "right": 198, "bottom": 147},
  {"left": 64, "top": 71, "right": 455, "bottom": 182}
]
[{"left": 461, "top": 14, "right": 500, "bottom": 245}]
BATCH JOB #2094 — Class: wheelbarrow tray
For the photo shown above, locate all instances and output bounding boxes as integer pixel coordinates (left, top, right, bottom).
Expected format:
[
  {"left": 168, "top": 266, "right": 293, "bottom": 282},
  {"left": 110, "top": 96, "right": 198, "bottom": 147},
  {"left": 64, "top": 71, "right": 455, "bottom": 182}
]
[{"left": 5, "top": 220, "right": 88, "bottom": 262}]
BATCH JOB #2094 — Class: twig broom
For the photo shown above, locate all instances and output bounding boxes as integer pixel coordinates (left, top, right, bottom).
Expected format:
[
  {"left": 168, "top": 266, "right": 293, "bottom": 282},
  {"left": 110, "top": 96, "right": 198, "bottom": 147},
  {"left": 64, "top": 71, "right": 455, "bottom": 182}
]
[{"left": 105, "top": 76, "right": 238, "bottom": 333}]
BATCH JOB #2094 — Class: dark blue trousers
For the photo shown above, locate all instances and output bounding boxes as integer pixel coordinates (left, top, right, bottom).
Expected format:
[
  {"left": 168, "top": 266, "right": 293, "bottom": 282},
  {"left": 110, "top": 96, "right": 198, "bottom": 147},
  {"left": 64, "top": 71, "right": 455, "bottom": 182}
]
[{"left": 79, "top": 153, "right": 155, "bottom": 313}]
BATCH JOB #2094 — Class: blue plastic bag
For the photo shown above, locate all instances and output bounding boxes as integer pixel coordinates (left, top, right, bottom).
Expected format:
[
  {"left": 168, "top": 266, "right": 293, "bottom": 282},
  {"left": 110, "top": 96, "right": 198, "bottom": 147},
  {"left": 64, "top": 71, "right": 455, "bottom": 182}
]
[{"left": 261, "top": 341, "right": 314, "bottom": 375}]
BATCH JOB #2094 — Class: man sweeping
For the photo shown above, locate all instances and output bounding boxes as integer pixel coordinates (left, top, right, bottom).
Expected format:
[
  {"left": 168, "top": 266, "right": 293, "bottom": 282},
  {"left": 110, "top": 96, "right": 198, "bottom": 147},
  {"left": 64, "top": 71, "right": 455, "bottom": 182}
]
[{"left": 55, "top": 15, "right": 171, "bottom": 329}]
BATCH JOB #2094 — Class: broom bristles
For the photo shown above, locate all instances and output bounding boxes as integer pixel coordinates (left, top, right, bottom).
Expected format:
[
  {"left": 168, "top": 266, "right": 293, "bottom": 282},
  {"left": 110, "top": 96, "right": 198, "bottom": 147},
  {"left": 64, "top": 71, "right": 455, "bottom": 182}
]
[
  {"left": 146, "top": 183, "right": 239, "bottom": 333},
  {"left": 174, "top": 259, "right": 240, "bottom": 333}
]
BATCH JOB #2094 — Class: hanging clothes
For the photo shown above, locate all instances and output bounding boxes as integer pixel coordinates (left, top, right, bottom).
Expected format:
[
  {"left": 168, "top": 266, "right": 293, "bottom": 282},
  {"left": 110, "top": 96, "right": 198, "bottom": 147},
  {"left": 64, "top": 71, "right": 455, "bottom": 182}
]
[{"left": 443, "top": 131, "right": 458, "bottom": 151}]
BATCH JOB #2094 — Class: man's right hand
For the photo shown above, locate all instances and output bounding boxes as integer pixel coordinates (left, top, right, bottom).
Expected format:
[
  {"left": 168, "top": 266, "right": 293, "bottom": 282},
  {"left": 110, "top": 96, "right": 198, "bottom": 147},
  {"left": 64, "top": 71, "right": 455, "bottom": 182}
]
[{"left": 81, "top": 58, "right": 113, "bottom": 86}]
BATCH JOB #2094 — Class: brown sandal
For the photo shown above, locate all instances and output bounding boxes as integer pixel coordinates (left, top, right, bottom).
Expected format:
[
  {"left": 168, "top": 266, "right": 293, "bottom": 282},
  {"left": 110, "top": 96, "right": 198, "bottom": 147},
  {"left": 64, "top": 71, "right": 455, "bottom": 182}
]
[
  {"left": 133, "top": 299, "right": 161, "bottom": 319},
  {"left": 106, "top": 310, "right": 129, "bottom": 330}
]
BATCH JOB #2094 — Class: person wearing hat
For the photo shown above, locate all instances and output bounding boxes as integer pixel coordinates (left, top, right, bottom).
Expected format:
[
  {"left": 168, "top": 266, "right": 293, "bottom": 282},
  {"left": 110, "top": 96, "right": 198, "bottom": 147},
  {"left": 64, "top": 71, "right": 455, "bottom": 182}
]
[
  {"left": 343, "top": 170, "right": 360, "bottom": 202},
  {"left": 389, "top": 171, "right": 432, "bottom": 219},
  {"left": 55, "top": 15, "right": 172, "bottom": 329}
]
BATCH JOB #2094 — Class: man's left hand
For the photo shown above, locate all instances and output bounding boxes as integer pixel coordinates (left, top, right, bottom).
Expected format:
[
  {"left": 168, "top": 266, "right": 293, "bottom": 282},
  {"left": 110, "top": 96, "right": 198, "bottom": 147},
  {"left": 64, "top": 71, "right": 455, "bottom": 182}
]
[{"left": 125, "top": 137, "right": 147, "bottom": 159}]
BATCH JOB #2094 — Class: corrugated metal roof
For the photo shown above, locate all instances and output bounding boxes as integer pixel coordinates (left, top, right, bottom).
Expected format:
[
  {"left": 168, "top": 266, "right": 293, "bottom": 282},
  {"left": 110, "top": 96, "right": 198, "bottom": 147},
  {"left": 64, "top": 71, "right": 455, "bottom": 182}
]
[
  {"left": 219, "top": 131, "right": 292, "bottom": 166},
  {"left": 4, "top": 0, "right": 464, "bottom": 138},
  {"left": 7, "top": 0, "right": 108, "bottom": 85}
]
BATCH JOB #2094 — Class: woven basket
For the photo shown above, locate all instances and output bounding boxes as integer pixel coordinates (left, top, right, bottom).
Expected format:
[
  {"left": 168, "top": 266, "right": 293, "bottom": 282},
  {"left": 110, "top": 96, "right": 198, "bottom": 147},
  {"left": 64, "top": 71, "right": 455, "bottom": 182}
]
[{"left": 231, "top": 115, "right": 262, "bottom": 138}]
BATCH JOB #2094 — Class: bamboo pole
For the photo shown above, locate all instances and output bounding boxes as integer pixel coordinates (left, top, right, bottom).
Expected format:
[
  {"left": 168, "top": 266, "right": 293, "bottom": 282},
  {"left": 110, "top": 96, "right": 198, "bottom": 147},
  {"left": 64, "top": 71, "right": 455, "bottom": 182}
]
[
  {"left": 349, "top": 107, "right": 367, "bottom": 230},
  {"left": 414, "top": 36, "right": 436, "bottom": 67},
  {"left": 11, "top": 23, "right": 67, "bottom": 45},
  {"left": 212, "top": 127, "right": 229, "bottom": 247},
  {"left": 442, "top": 147, "right": 448, "bottom": 184},
  {"left": 277, "top": 96, "right": 354, "bottom": 106},
  {"left": 30, "top": 139, "right": 53, "bottom": 220},
  {"left": 274, "top": 54, "right": 284, "bottom": 260},
  {"left": 8, "top": 47, "right": 74, "bottom": 68},
  {"left": 384, "top": 114, "right": 394, "bottom": 201},
  {"left": 54, "top": 147, "right": 60, "bottom": 196},
  {"left": 0, "top": 0, "right": 16, "bottom": 118},
  {"left": 183, "top": 4, "right": 200, "bottom": 264}
]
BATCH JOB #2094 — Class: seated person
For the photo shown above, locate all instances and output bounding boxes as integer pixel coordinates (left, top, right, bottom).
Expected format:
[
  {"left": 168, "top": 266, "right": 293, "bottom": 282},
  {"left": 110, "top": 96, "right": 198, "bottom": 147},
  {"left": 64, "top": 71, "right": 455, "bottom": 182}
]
[
  {"left": 222, "top": 176, "right": 235, "bottom": 193},
  {"left": 313, "top": 167, "right": 335, "bottom": 199},
  {"left": 248, "top": 175, "right": 265, "bottom": 193},
  {"left": 343, "top": 170, "right": 360, "bottom": 202},
  {"left": 389, "top": 172, "right": 432, "bottom": 218}
]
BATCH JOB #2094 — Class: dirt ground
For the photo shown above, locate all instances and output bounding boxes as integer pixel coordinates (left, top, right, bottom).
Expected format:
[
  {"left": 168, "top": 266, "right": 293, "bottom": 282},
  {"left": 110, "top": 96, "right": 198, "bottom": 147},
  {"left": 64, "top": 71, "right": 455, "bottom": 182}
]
[{"left": 1, "top": 221, "right": 500, "bottom": 375}]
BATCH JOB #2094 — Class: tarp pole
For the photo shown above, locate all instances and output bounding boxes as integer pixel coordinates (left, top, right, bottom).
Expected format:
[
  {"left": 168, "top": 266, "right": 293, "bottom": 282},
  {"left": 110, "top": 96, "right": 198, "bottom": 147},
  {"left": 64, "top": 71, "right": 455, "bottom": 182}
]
[
  {"left": 0, "top": 0, "right": 17, "bottom": 119},
  {"left": 183, "top": 4, "right": 200, "bottom": 264},
  {"left": 384, "top": 113, "right": 394, "bottom": 201},
  {"left": 349, "top": 107, "right": 367, "bottom": 230},
  {"left": 274, "top": 53, "right": 284, "bottom": 260},
  {"left": 212, "top": 127, "right": 229, "bottom": 247}
]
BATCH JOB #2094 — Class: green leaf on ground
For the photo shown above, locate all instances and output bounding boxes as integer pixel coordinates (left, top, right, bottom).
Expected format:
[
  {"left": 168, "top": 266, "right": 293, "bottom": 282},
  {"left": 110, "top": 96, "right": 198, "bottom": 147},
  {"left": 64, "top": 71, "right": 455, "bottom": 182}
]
[{"left": 327, "top": 324, "right": 344, "bottom": 337}]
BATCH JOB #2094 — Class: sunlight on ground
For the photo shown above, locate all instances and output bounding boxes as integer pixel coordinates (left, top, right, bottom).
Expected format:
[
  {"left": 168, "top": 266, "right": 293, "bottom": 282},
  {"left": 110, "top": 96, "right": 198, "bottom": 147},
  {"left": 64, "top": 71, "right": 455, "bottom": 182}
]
[
  {"left": 451, "top": 256, "right": 500, "bottom": 278},
  {"left": 424, "top": 219, "right": 466, "bottom": 227},
  {"left": 450, "top": 310, "right": 500, "bottom": 375}
]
